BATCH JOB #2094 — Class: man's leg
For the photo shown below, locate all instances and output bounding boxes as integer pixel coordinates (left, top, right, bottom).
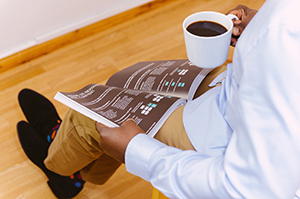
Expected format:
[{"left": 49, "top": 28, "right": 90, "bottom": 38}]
[
  {"left": 154, "top": 105, "right": 194, "bottom": 150},
  {"left": 17, "top": 89, "right": 120, "bottom": 198},
  {"left": 44, "top": 108, "right": 121, "bottom": 185}
]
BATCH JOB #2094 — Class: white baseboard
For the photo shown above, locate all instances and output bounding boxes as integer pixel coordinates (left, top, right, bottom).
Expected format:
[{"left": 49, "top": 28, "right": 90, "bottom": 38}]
[
  {"left": 0, "top": 39, "right": 37, "bottom": 60},
  {"left": 35, "top": 0, "right": 152, "bottom": 44},
  {"left": 0, "top": 0, "right": 152, "bottom": 60}
]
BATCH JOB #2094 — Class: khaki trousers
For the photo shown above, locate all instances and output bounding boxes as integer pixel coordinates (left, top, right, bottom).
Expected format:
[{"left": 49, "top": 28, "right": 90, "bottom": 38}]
[{"left": 44, "top": 65, "right": 226, "bottom": 185}]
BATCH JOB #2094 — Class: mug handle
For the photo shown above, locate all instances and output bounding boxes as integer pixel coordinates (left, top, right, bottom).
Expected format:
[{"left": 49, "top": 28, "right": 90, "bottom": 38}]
[{"left": 227, "top": 13, "right": 239, "bottom": 21}]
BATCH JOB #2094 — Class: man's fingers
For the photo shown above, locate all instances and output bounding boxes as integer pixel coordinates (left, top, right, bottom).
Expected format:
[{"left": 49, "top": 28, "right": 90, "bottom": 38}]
[{"left": 232, "top": 27, "right": 240, "bottom": 36}]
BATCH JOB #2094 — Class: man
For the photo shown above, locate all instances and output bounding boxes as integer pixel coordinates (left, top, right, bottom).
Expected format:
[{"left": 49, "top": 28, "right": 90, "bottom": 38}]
[{"left": 17, "top": 0, "right": 300, "bottom": 198}]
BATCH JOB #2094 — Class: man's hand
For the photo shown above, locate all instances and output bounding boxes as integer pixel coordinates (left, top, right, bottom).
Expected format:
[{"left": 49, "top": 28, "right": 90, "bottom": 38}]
[
  {"left": 227, "top": 5, "right": 258, "bottom": 46},
  {"left": 96, "top": 119, "right": 145, "bottom": 163}
]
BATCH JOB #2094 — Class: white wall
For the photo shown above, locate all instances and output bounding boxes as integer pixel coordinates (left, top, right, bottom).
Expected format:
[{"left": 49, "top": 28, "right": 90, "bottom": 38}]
[{"left": 0, "top": 0, "right": 152, "bottom": 59}]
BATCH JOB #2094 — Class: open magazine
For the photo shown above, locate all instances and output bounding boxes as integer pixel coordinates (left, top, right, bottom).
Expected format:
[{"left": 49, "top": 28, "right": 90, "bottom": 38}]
[{"left": 54, "top": 59, "right": 212, "bottom": 137}]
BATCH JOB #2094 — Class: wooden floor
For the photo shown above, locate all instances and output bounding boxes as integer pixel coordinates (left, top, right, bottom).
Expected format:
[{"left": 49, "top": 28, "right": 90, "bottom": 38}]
[{"left": 0, "top": 0, "right": 265, "bottom": 198}]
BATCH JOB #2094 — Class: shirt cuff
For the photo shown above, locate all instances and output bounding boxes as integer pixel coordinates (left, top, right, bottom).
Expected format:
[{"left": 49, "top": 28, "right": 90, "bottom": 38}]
[{"left": 125, "top": 133, "right": 166, "bottom": 181}]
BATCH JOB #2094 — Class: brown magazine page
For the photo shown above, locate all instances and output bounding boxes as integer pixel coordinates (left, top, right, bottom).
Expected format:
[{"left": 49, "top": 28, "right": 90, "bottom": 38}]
[
  {"left": 106, "top": 59, "right": 212, "bottom": 101},
  {"left": 55, "top": 84, "right": 186, "bottom": 137},
  {"left": 55, "top": 59, "right": 211, "bottom": 137}
]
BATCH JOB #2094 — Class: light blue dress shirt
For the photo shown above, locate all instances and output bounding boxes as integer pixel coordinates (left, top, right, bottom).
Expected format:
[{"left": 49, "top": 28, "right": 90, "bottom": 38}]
[{"left": 125, "top": 0, "right": 300, "bottom": 198}]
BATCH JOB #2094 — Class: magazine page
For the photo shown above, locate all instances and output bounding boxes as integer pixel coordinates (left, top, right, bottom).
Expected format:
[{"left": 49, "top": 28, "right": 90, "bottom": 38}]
[
  {"left": 54, "top": 84, "right": 186, "bottom": 137},
  {"left": 106, "top": 59, "right": 212, "bottom": 100}
]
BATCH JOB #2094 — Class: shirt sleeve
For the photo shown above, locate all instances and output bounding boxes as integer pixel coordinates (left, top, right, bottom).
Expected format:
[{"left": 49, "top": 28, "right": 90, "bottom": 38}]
[{"left": 125, "top": 134, "right": 235, "bottom": 198}]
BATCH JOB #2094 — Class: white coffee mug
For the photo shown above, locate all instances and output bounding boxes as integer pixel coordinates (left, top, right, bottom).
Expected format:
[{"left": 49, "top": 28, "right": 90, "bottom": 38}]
[{"left": 183, "top": 11, "right": 238, "bottom": 68}]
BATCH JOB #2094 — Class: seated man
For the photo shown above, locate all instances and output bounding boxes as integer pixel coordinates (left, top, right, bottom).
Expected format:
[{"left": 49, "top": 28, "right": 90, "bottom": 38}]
[{"left": 17, "top": 1, "right": 300, "bottom": 198}]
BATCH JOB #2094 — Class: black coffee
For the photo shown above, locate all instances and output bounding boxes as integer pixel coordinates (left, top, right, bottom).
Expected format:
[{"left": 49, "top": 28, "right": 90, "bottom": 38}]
[{"left": 186, "top": 21, "right": 227, "bottom": 37}]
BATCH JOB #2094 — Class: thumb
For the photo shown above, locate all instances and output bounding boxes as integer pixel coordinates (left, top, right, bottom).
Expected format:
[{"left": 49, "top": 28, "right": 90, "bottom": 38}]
[{"left": 120, "top": 118, "right": 145, "bottom": 135}]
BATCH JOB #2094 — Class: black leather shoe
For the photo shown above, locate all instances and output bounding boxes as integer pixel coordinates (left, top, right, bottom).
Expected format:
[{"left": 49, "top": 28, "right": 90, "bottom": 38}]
[
  {"left": 17, "top": 121, "right": 85, "bottom": 199},
  {"left": 18, "top": 88, "right": 61, "bottom": 142}
]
